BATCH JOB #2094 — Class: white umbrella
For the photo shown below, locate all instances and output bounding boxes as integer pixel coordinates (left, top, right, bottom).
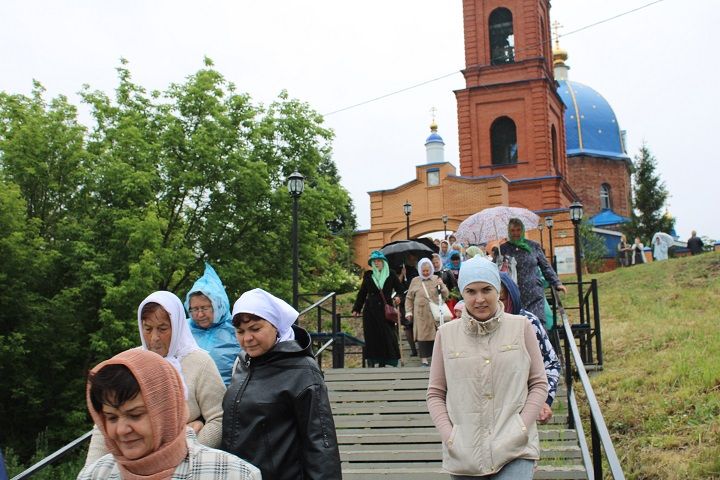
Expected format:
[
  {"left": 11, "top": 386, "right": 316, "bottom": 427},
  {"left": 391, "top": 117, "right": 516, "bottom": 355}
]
[
  {"left": 454, "top": 206, "right": 540, "bottom": 245},
  {"left": 651, "top": 232, "right": 674, "bottom": 248}
]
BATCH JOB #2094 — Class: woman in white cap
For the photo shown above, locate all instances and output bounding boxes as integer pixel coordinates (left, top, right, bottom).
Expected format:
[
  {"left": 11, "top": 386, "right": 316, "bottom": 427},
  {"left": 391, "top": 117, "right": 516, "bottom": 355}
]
[
  {"left": 85, "top": 291, "right": 226, "bottom": 465},
  {"left": 221, "top": 288, "right": 341, "bottom": 480},
  {"left": 426, "top": 257, "right": 548, "bottom": 479},
  {"left": 404, "top": 257, "right": 449, "bottom": 366}
]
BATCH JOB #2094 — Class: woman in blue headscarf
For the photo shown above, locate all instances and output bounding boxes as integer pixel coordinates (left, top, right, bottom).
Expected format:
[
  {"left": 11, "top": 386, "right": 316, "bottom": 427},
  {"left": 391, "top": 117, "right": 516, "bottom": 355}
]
[
  {"left": 352, "top": 251, "right": 404, "bottom": 367},
  {"left": 185, "top": 263, "right": 241, "bottom": 385}
]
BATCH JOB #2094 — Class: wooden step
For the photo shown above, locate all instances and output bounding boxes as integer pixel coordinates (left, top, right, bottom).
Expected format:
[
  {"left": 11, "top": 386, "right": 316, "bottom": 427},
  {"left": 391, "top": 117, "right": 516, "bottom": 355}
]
[
  {"left": 341, "top": 465, "right": 588, "bottom": 479},
  {"left": 336, "top": 427, "right": 578, "bottom": 445},
  {"left": 326, "top": 366, "right": 587, "bottom": 480}
]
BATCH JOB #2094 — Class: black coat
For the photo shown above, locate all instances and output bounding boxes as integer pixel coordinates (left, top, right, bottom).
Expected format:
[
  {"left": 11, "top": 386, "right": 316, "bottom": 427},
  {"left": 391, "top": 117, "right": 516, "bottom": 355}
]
[
  {"left": 687, "top": 235, "right": 704, "bottom": 255},
  {"left": 352, "top": 270, "right": 403, "bottom": 360},
  {"left": 221, "top": 325, "right": 341, "bottom": 480}
]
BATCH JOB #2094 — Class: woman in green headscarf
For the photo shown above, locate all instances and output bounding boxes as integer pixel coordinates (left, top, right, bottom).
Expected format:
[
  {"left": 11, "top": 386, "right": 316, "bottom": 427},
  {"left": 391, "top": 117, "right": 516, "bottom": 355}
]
[
  {"left": 500, "top": 218, "right": 566, "bottom": 327},
  {"left": 352, "top": 251, "right": 404, "bottom": 367}
]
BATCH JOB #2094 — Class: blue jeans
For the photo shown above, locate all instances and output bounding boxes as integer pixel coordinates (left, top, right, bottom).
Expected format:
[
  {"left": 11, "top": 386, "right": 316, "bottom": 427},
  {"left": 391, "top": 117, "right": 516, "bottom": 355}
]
[{"left": 451, "top": 458, "right": 534, "bottom": 479}]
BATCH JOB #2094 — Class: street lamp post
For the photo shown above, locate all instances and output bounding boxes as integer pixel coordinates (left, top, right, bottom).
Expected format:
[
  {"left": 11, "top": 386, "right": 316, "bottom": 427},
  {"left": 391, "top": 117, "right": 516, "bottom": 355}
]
[
  {"left": 442, "top": 215, "right": 448, "bottom": 240},
  {"left": 538, "top": 222, "right": 544, "bottom": 253},
  {"left": 545, "top": 216, "right": 554, "bottom": 270},
  {"left": 569, "top": 202, "right": 584, "bottom": 323},
  {"left": 288, "top": 171, "right": 305, "bottom": 310},
  {"left": 403, "top": 201, "right": 412, "bottom": 239}
]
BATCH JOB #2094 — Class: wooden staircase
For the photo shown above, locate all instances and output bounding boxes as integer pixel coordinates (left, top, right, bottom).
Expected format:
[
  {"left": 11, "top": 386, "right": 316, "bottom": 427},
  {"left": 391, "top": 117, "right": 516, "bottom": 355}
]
[{"left": 324, "top": 365, "right": 588, "bottom": 479}]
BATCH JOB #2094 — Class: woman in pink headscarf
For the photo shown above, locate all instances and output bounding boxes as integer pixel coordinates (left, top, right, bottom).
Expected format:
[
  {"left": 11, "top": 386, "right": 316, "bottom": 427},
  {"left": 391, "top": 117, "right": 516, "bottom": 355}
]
[{"left": 77, "top": 349, "right": 260, "bottom": 479}]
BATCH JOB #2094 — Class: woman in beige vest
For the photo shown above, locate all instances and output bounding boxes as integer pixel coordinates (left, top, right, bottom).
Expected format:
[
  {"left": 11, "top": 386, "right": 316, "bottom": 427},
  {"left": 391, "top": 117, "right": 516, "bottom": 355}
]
[{"left": 427, "top": 257, "right": 547, "bottom": 479}]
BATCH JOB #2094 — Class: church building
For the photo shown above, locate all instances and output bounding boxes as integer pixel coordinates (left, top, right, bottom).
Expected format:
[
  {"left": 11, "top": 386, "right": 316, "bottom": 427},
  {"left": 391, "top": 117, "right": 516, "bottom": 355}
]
[{"left": 352, "top": 0, "right": 631, "bottom": 270}]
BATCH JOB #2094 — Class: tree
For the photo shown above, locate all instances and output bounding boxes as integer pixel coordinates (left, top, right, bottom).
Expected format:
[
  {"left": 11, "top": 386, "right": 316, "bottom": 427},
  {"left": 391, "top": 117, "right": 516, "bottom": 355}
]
[
  {"left": 0, "top": 88, "right": 93, "bottom": 458},
  {"left": 625, "top": 143, "right": 674, "bottom": 243},
  {"left": 579, "top": 218, "right": 608, "bottom": 273},
  {"left": 0, "top": 59, "right": 357, "bottom": 461}
]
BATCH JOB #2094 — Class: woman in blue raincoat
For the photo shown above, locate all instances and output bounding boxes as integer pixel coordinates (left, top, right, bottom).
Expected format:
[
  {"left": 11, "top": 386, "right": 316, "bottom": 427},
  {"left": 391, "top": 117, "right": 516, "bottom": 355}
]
[{"left": 185, "top": 263, "right": 241, "bottom": 385}]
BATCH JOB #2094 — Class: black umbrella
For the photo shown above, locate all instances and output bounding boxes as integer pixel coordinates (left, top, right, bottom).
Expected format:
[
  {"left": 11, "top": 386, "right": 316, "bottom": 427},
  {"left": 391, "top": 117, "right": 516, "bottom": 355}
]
[
  {"left": 380, "top": 240, "right": 434, "bottom": 269},
  {"left": 413, "top": 237, "right": 440, "bottom": 254}
]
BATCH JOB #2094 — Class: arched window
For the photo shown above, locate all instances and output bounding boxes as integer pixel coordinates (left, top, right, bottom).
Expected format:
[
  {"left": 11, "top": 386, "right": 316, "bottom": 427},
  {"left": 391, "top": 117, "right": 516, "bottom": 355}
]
[
  {"left": 489, "top": 8, "right": 514, "bottom": 65},
  {"left": 551, "top": 125, "right": 559, "bottom": 172},
  {"left": 600, "top": 183, "right": 611, "bottom": 210},
  {"left": 491, "top": 116, "right": 518, "bottom": 165}
]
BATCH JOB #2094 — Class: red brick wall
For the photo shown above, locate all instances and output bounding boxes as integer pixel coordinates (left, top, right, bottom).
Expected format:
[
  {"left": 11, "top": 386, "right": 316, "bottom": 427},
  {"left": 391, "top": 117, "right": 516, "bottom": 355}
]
[
  {"left": 456, "top": 0, "right": 568, "bottom": 212},
  {"left": 565, "top": 156, "right": 631, "bottom": 218}
]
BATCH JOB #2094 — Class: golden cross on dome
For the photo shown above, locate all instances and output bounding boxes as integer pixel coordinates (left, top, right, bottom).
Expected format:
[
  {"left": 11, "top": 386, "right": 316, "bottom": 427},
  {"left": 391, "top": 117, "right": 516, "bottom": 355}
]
[
  {"left": 552, "top": 20, "right": 563, "bottom": 48},
  {"left": 430, "top": 106, "right": 438, "bottom": 122}
]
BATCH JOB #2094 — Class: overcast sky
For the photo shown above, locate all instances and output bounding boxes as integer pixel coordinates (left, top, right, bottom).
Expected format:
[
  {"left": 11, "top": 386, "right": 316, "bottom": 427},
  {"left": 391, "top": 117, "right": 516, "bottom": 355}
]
[{"left": 2, "top": 0, "right": 718, "bottom": 241}]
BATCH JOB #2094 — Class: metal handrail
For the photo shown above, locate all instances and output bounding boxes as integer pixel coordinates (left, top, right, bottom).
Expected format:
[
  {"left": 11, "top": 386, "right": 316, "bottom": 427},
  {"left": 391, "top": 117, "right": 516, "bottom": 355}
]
[
  {"left": 551, "top": 288, "right": 625, "bottom": 479},
  {"left": 10, "top": 430, "right": 92, "bottom": 480},
  {"left": 298, "top": 291, "right": 336, "bottom": 317},
  {"left": 314, "top": 338, "right": 335, "bottom": 358}
]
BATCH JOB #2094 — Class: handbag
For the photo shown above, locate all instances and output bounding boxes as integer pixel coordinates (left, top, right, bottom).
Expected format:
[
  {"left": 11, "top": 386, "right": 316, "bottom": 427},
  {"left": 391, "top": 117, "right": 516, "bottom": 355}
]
[
  {"left": 421, "top": 281, "right": 452, "bottom": 325},
  {"left": 379, "top": 290, "right": 398, "bottom": 324}
]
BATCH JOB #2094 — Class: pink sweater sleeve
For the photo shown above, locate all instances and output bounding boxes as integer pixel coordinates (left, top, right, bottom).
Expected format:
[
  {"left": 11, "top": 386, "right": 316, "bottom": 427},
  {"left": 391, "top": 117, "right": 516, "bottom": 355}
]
[
  {"left": 426, "top": 330, "right": 453, "bottom": 443},
  {"left": 521, "top": 321, "right": 549, "bottom": 427}
]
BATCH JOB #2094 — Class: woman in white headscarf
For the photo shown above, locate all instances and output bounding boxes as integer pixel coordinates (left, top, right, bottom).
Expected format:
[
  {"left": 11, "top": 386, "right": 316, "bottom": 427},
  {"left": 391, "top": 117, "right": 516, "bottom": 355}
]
[
  {"left": 405, "top": 258, "right": 449, "bottom": 367},
  {"left": 222, "top": 288, "right": 341, "bottom": 480},
  {"left": 85, "top": 291, "right": 226, "bottom": 465}
]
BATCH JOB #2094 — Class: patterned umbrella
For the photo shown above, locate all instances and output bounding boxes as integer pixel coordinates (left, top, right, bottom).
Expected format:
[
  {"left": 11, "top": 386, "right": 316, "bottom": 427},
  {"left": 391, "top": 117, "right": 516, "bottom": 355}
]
[
  {"left": 651, "top": 232, "right": 674, "bottom": 248},
  {"left": 454, "top": 206, "right": 540, "bottom": 245}
]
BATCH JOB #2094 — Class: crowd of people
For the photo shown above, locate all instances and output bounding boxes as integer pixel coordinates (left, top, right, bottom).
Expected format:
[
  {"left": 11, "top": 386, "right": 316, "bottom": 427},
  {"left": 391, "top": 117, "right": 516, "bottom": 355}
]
[
  {"left": 82, "top": 216, "right": 686, "bottom": 479},
  {"left": 618, "top": 229, "right": 707, "bottom": 267},
  {"left": 79, "top": 266, "right": 342, "bottom": 479},
  {"left": 350, "top": 218, "right": 566, "bottom": 478}
]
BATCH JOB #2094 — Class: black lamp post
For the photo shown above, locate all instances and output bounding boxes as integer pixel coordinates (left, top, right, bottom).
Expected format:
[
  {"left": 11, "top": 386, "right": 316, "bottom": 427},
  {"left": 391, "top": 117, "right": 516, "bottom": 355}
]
[
  {"left": 569, "top": 202, "right": 584, "bottom": 323},
  {"left": 288, "top": 171, "right": 305, "bottom": 310},
  {"left": 538, "top": 222, "right": 544, "bottom": 253},
  {"left": 403, "top": 201, "right": 412, "bottom": 239},
  {"left": 442, "top": 214, "right": 448, "bottom": 240},
  {"left": 545, "top": 216, "right": 554, "bottom": 270}
]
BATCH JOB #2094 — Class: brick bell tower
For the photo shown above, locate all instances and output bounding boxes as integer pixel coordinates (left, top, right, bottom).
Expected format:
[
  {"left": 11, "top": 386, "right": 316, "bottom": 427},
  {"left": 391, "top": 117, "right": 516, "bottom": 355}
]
[{"left": 455, "top": 0, "right": 575, "bottom": 210}]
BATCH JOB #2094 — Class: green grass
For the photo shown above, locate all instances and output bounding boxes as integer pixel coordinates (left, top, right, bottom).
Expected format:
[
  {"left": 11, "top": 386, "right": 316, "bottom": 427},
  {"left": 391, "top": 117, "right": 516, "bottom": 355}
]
[{"left": 574, "top": 253, "right": 720, "bottom": 479}]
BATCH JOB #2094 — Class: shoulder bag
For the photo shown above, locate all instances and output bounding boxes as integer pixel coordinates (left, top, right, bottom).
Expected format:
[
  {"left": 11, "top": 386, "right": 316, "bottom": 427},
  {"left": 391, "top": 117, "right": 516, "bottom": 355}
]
[
  {"left": 421, "top": 280, "right": 452, "bottom": 326},
  {"left": 379, "top": 290, "right": 398, "bottom": 324}
]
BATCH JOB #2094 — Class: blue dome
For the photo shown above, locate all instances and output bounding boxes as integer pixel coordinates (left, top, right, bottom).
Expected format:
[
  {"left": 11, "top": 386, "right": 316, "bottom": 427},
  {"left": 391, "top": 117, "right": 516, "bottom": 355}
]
[
  {"left": 425, "top": 132, "right": 444, "bottom": 145},
  {"left": 557, "top": 80, "right": 629, "bottom": 160},
  {"left": 589, "top": 209, "right": 629, "bottom": 227}
]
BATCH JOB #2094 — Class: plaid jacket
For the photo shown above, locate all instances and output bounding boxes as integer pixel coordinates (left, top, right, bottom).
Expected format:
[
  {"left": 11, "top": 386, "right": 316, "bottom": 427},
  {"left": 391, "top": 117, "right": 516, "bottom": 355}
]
[{"left": 78, "top": 429, "right": 261, "bottom": 479}]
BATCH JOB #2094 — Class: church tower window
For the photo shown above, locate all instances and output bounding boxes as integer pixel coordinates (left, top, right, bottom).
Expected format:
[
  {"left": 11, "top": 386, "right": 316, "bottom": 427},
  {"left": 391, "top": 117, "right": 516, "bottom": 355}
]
[
  {"left": 551, "top": 125, "right": 559, "bottom": 172},
  {"left": 491, "top": 116, "right": 518, "bottom": 165},
  {"left": 600, "top": 183, "right": 612, "bottom": 210},
  {"left": 489, "top": 8, "right": 514, "bottom": 65}
]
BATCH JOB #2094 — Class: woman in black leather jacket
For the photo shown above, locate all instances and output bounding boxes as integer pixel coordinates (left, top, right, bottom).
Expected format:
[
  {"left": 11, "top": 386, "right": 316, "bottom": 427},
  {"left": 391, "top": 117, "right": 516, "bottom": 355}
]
[{"left": 221, "top": 288, "right": 341, "bottom": 480}]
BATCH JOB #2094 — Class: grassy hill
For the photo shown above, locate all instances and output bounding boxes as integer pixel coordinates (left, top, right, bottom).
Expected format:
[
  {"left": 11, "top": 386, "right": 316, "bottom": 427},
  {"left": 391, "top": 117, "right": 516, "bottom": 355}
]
[
  {"left": 335, "top": 254, "right": 720, "bottom": 477},
  {"left": 584, "top": 252, "right": 720, "bottom": 479}
]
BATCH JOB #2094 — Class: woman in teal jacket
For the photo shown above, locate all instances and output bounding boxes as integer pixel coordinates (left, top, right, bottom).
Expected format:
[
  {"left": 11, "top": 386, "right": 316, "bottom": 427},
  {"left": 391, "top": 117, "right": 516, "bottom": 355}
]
[{"left": 185, "top": 263, "right": 241, "bottom": 385}]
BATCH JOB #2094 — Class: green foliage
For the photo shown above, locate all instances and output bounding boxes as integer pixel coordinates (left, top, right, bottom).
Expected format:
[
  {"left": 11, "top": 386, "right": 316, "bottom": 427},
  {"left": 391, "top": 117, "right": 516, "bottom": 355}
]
[
  {"left": 0, "top": 59, "right": 356, "bottom": 463},
  {"left": 625, "top": 143, "right": 675, "bottom": 243},
  {"left": 578, "top": 218, "right": 607, "bottom": 273},
  {"left": 586, "top": 253, "right": 720, "bottom": 479}
]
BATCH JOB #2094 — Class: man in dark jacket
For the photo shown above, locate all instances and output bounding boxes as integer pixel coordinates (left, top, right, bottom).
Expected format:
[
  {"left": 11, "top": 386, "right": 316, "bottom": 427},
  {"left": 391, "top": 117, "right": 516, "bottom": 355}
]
[{"left": 687, "top": 230, "right": 704, "bottom": 255}]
